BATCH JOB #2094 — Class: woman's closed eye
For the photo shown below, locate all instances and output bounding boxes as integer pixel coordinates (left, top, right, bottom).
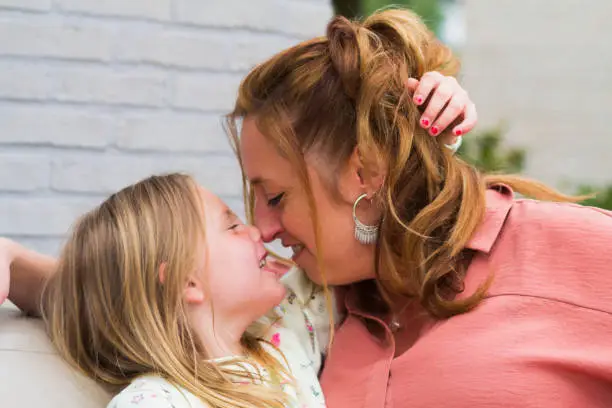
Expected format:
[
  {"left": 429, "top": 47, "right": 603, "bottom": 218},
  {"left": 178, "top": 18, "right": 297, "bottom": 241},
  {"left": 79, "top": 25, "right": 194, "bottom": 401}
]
[{"left": 267, "top": 193, "right": 285, "bottom": 207}]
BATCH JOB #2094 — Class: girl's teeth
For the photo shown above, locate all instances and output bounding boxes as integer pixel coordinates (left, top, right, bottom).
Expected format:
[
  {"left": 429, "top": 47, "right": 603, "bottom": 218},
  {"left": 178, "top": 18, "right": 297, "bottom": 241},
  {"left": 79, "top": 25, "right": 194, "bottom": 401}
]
[{"left": 259, "top": 258, "right": 266, "bottom": 268}]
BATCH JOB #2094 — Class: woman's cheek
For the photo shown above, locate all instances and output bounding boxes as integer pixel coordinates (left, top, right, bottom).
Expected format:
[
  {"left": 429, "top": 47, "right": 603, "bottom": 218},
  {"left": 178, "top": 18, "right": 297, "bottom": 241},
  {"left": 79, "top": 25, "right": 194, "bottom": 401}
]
[{"left": 283, "top": 205, "right": 311, "bottom": 243}]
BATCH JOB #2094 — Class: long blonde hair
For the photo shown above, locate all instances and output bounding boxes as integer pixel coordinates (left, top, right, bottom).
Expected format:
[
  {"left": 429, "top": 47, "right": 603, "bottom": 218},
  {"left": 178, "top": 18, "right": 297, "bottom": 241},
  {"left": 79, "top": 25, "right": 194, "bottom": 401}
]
[
  {"left": 42, "top": 173, "right": 289, "bottom": 408},
  {"left": 227, "top": 9, "right": 577, "bottom": 320}
]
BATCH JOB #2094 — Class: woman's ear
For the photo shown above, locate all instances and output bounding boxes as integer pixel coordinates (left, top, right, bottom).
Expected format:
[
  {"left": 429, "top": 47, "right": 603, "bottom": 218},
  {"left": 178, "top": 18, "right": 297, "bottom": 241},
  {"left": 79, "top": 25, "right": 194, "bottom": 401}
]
[
  {"left": 183, "top": 274, "right": 206, "bottom": 305},
  {"left": 341, "top": 147, "right": 386, "bottom": 201}
]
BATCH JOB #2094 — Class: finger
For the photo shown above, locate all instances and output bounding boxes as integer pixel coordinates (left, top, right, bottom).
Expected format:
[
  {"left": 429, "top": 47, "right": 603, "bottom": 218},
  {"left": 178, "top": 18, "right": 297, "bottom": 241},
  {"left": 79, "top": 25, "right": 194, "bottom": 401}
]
[
  {"left": 413, "top": 71, "right": 443, "bottom": 105},
  {"left": 430, "top": 93, "right": 468, "bottom": 135},
  {"left": 420, "top": 81, "right": 455, "bottom": 134},
  {"left": 406, "top": 78, "right": 419, "bottom": 94},
  {"left": 452, "top": 102, "right": 478, "bottom": 136}
]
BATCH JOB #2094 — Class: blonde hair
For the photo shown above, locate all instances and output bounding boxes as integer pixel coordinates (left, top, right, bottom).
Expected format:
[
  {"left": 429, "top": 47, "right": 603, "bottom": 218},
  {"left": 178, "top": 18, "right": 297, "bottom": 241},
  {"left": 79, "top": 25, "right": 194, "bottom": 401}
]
[
  {"left": 42, "top": 173, "right": 289, "bottom": 408},
  {"left": 227, "top": 9, "right": 578, "bottom": 320}
]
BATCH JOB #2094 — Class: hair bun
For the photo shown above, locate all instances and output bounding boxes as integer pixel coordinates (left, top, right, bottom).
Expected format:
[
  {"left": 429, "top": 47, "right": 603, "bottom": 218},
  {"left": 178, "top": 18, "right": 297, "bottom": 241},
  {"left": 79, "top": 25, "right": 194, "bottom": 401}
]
[{"left": 326, "top": 16, "right": 361, "bottom": 100}]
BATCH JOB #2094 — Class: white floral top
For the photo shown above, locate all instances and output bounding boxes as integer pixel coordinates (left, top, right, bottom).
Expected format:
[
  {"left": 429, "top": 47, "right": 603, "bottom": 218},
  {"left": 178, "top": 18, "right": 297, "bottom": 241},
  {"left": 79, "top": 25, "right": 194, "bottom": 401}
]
[
  {"left": 107, "top": 267, "right": 329, "bottom": 408},
  {"left": 107, "top": 376, "right": 204, "bottom": 408}
]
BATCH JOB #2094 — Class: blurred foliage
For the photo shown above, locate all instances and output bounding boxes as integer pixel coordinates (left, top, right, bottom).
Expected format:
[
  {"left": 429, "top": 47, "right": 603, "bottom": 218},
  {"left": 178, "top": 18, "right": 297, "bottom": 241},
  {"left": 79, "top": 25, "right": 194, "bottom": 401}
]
[
  {"left": 363, "top": 0, "right": 443, "bottom": 34},
  {"left": 333, "top": 0, "right": 361, "bottom": 19},
  {"left": 575, "top": 185, "right": 612, "bottom": 211},
  {"left": 457, "top": 126, "right": 525, "bottom": 174},
  {"left": 333, "top": 0, "right": 443, "bottom": 34},
  {"left": 458, "top": 126, "right": 612, "bottom": 210}
]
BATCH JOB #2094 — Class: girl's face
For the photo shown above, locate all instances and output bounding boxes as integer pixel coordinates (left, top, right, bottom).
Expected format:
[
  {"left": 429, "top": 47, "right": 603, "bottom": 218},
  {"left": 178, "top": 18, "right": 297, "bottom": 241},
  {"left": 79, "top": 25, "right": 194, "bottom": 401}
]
[{"left": 189, "top": 186, "right": 287, "bottom": 325}]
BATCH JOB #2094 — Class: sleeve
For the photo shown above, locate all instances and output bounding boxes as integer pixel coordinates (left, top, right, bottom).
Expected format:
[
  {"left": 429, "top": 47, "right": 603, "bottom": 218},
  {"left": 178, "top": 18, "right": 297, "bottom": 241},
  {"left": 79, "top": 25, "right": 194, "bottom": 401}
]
[
  {"left": 108, "top": 391, "right": 174, "bottom": 408},
  {"left": 107, "top": 378, "right": 195, "bottom": 408},
  {"left": 510, "top": 201, "right": 612, "bottom": 313}
]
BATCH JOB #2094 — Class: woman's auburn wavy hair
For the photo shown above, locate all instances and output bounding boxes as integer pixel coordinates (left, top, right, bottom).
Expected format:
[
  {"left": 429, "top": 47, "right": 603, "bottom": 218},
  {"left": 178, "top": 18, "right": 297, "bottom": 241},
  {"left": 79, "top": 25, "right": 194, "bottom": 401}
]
[{"left": 226, "top": 8, "right": 578, "bottom": 320}]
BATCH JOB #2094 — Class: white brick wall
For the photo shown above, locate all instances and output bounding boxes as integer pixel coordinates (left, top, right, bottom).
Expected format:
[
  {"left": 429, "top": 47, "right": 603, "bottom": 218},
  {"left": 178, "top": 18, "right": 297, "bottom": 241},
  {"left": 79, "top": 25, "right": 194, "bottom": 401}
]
[
  {"left": 462, "top": 0, "right": 612, "bottom": 188},
  {"left": 0, "top": 0, "right": 333, "bottom": 255}
]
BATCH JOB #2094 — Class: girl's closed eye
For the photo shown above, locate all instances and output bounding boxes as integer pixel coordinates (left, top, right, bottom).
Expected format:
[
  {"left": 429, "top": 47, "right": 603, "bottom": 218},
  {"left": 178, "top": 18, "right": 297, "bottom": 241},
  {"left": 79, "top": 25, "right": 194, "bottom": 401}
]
[{"left": 225, "top": 210, "right": 244, "bottom": 231}]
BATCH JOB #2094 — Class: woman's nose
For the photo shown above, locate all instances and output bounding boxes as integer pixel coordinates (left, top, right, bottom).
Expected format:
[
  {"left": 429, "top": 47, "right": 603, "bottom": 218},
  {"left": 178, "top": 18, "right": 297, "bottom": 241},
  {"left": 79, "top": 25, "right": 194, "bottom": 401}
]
[{"left": 253, "top": 201, "right": 283, "bottom": 242}]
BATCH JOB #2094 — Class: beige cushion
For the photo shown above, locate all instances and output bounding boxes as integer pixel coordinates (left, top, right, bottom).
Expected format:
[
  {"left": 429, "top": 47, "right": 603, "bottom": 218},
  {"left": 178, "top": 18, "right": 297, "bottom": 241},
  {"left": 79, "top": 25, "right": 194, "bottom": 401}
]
[{"left": 0, "top": 304, "right": 112, "bottom": 407}]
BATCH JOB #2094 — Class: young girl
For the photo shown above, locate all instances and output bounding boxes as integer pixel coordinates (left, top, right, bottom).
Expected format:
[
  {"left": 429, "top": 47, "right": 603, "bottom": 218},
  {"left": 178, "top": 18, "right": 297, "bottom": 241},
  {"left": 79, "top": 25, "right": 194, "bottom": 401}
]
[{"left": 41, "top": 173, "right": 329, "bottom": 408}]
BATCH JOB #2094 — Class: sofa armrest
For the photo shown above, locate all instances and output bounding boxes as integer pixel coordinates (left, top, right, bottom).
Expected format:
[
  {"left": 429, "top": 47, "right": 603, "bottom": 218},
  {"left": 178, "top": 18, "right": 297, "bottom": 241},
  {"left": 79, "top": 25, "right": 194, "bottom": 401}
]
[{"left": 0, "top": 305, "right": 111, "bottom": 407}]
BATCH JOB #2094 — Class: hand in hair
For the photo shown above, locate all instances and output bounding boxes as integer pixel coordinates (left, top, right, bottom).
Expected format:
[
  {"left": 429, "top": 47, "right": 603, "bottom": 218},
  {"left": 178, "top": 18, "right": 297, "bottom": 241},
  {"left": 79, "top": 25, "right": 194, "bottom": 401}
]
[
  {"left": 324, "top": 12, "right": 475, "bottom": 147},
  {"left": 406, "top": 72, "right": 477, "bottom": 141}
]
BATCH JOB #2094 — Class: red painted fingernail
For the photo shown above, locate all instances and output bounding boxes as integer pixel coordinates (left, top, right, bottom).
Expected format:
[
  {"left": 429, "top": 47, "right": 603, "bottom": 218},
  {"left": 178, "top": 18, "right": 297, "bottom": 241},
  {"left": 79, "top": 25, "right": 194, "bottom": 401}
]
[
  {"left": 415, "top": 95, "right": 423, "bottom": 105},
  {"left": 454, "top": 128, "right": 462, "bottom": 136},
  {"left": 421, "top": 118, "right": 430, "bottom": 127},
  {"left": 430, "top": 126, "right": 439, "bottom": 136}
]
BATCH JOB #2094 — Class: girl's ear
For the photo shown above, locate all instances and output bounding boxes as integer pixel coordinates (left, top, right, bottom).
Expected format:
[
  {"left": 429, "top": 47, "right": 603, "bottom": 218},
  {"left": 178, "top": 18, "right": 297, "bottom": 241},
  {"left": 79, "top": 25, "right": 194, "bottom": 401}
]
[
  {"left": 183, "top": 273, "right": 206, "bottom": 305},
  {"left": 158, "top": 262, "right": 167, "bottom": 284}
]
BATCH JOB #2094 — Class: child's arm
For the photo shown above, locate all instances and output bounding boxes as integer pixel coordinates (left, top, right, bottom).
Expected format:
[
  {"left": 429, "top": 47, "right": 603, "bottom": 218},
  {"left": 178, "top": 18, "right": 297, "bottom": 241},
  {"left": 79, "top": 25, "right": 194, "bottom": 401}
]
[{"left": 0, "top": 238, "right": 57, "bottom": 315}]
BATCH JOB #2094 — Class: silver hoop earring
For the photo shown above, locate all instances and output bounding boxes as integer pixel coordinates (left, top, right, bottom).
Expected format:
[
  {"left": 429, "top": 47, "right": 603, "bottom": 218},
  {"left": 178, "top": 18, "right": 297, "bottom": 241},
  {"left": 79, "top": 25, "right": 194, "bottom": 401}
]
[{"left": 353, "top": 193, "right": 379, "bottom": 245}]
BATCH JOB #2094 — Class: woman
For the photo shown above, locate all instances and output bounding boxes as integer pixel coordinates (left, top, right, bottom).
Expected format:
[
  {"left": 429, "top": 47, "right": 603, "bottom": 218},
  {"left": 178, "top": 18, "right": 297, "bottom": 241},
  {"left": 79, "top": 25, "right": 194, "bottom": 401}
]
[{"left": 226, "top": 9, "right": 612, "bottom": 408}]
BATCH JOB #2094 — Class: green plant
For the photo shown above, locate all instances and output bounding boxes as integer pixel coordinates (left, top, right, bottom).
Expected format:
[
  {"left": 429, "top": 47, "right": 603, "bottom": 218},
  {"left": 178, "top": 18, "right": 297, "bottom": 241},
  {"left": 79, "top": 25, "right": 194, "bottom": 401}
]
[
  {"left": 362, "top": 0, "right": 443, "bottom": 34},
  {"left": 458, "top": 126, "right": 612, "bottom": 210},
  {"left": 332, "top": 0, "right": 443, "bottom": 34},
  {"left": 457, "top": 126, "right": 526, "bottom": 174},
  {"left": 332, "top": 0, "right": 361, "bottom": 19},
  {"left": 575, "top": 185, "right": 612, "bottom": 210}
]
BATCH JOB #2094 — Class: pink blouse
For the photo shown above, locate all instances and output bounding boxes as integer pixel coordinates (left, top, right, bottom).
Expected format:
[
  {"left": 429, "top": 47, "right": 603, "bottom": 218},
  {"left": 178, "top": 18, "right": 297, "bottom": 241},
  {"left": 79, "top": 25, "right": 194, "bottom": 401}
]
[{"left": 321, "top": 186, "right": 612, "bottom": 407}]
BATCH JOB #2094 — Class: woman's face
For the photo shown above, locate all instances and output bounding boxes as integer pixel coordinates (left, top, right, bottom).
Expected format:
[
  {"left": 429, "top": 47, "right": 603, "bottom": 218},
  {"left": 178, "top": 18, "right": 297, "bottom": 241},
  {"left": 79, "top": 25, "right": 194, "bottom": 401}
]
[{"left": 239, "top": 116, "right": 377, "bottom": 286}]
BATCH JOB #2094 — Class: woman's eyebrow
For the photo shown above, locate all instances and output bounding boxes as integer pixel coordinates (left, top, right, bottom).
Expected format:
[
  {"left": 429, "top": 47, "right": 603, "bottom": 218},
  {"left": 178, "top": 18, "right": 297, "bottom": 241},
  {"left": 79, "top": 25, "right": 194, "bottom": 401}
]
[{"left": 249, "top": 176, "right": 266, "bottom": 186}]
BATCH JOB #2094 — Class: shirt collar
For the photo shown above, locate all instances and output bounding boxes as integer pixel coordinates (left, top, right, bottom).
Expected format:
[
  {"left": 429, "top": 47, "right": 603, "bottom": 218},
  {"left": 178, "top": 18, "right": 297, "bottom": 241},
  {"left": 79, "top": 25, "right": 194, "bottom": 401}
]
[
  {"left": 465, "top": 184, "right": 514, "bottom": 253},
  {"left": 342, "top": 184, "right": 514, "bottom": 314}
]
